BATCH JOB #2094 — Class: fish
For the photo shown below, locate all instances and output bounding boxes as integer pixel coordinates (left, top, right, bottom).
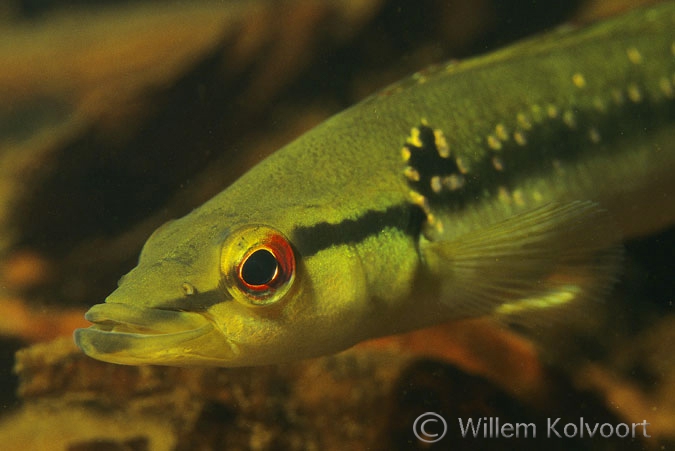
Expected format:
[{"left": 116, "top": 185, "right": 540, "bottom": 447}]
[{"left": 75, "top": 3, "right": 675, "bottom": 367}]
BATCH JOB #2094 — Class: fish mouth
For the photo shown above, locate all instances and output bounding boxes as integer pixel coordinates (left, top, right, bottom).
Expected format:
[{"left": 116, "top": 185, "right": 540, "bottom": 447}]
[{"left": 74, "top": 303, "right": 236, "bottom": 366}]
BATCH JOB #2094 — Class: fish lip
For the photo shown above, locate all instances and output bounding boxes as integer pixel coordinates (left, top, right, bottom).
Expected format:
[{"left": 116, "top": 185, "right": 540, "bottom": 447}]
[
  {"left": 82, "top": 302, "right": 209, "bottom": 335},
  {"left": 74, "top": 302, "right": 237, "bottom": 365}
]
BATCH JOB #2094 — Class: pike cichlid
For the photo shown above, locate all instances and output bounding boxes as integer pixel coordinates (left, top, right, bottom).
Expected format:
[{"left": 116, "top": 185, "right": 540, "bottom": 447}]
[{"left": 75, "top": 4, "right": 675, "bottom": 366}]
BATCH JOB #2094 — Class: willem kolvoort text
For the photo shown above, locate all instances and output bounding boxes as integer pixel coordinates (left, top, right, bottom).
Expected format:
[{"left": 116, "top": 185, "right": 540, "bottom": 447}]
[{"left": 458, "top": 417, "right": 651, "bottom": 439}]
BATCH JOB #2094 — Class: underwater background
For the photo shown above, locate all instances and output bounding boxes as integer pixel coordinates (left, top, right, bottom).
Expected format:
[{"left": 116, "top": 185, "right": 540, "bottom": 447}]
[{"left": 0, "top": 0, "right": 672, "bottom": 449}]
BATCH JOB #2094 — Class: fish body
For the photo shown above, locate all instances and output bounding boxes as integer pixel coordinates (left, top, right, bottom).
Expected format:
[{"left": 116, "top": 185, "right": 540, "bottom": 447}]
[{"left": 75, "top": 4, "right": 675, "bottom": 366}]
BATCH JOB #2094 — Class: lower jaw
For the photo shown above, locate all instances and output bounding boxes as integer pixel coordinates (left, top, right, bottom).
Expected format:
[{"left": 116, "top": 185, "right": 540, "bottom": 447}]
[{"left": 73, "top": 323, "right": 237, "bottom": 366}]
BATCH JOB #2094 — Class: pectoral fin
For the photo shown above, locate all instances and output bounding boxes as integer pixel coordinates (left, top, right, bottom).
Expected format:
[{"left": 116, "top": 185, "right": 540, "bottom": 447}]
[{"left": 420, "top": 201, "right": 622, "bottom": 330}]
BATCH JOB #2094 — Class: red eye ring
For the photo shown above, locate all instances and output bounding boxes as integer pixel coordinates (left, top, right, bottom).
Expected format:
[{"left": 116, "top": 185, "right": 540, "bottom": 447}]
[
  {"left": 237, "top": 234, "right": 295, "bottom": 294},
  {"left": 221, "top": 226, "right": 296, "bottom": 306},
  {"left": 238, "top": 247, "right": 280, "bottom": 290}
]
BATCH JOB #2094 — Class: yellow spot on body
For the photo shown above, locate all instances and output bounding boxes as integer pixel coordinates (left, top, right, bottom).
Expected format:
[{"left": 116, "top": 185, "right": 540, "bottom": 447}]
[
  {"left": 404, "top": 166, "right": 420, "bottom": 182},
  {"left": 401, "top": 147, "right": 411, "bottom": 162},
  {"left": 627, "top": 83, "right": 643, "bottom": 103},
  {"left": 546, "top": 104, "right": 559, "bottom": 119},
  {"left": 532, "top": 190, "right": 543, "bottom": 202},
  {"left": 430, "top": 176, "right": 442, "bottom": 193},
  {"left": 552, "top": 159, "right": 564, "bottom": 173},
  {"left": 592, "top": 97, "right": 606, "bottom": 113},
  {"left": 410, "top": 188, "right": 441, "bottom": 232},
  {"left": 409, "top": 191, "right": 428, "bottom": 210},
  {"left": 626, "top": 47, "right": 642, "bottom": 65},
  {"left": 456, "top": 157, "right": 469, "bottom": 174},
  {"left": 413, "top": 73, "right": 427, "bottom": 84},
  {"left": 498, "top": 186, "right": 511, "bottom": 205},
  {"left": 496, "top": 288, "right": 576, "bottom": 315},
  {"left": 429, "top": 214, "right": 444, "bottom": 234},
  {"left": 443, "top": 174, "right": 465, "bottom": 191},
  {"left": 495, "top": 124, "right": 509, "bottom": 141},
  {"left": 531, "top": 104, "right": 543, "bottom": 123},
  {"left": 408, "top": 128, "right": 422, "bottom": 147},
  {"left": 611, "top": 89, "right": 625, "bottom": 105},
  {"left": 512, "top": 189, "right": 525, "bottom": 207},
  {"left": 588, "top": 127, "right": 601, "bottom": 144},
  {"left": 487, "top": 135, "right": 502, "bottom": 151},
  {"left": 562, "top": 110, "right": 576, "bottom": 129},
  {"left": 492, "top": 156, "right": 504, "bottom": 171},
  {"left": 387, "top": 86, "right": 403, "bottom": 97},
  {"left": 517, "top": 113, "right": 532, "bottom": 130},
  {"left": 433, "top": 129, "right": 450, "bottom": 158},
  {"left": 660, "top": 77, "right": 674, "bottom": 98},
  {"left": 572, "top": 73, "right": 586, "bottom": 88},
  {"left": 513, "top": 131, "right": 527, "bottom": 146}
]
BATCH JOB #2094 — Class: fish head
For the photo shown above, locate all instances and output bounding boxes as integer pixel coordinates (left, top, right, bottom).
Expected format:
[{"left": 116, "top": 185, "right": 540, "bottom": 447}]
[{"left": 74, "top": 203, "right": 370, "bottom": 367}]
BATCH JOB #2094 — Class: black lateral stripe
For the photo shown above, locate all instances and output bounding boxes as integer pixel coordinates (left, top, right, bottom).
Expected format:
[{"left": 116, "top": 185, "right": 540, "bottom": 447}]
[{"left": 292, "top": 204, "right": 422, "bottom": 257}]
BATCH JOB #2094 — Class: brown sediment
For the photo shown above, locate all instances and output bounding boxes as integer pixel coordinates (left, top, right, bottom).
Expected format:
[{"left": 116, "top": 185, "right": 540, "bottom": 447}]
[{"left": 4, "top": 332, "right": 655, "bottom": 450}]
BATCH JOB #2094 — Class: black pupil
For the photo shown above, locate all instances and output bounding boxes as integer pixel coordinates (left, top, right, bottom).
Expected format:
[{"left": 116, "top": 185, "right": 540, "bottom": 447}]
[{"left": 241, "top": 249, "right": 278, "bottom": 286}]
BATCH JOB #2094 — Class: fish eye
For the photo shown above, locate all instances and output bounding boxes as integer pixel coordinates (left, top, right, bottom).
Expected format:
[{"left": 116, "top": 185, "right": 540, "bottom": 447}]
[
  {"left": 221, "top": 225, "right": 295, "bottom": 306},
  {"left": 240, "top": 249, "right": 278, "bottom": 287}
]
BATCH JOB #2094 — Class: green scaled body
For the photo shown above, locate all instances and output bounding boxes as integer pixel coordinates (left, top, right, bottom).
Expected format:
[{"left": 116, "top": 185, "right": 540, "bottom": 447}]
[{"left": 76, "top": 4, "right": 675, "bottom": 367}]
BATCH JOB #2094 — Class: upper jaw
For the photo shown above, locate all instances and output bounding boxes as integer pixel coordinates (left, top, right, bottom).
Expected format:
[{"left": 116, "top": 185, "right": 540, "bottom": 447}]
[
  {"left": 74, "top": 302, "right": 235, "bottom": 366},
  {"left": 83, "top": 302, "right": 209, "bottom": 335}
]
